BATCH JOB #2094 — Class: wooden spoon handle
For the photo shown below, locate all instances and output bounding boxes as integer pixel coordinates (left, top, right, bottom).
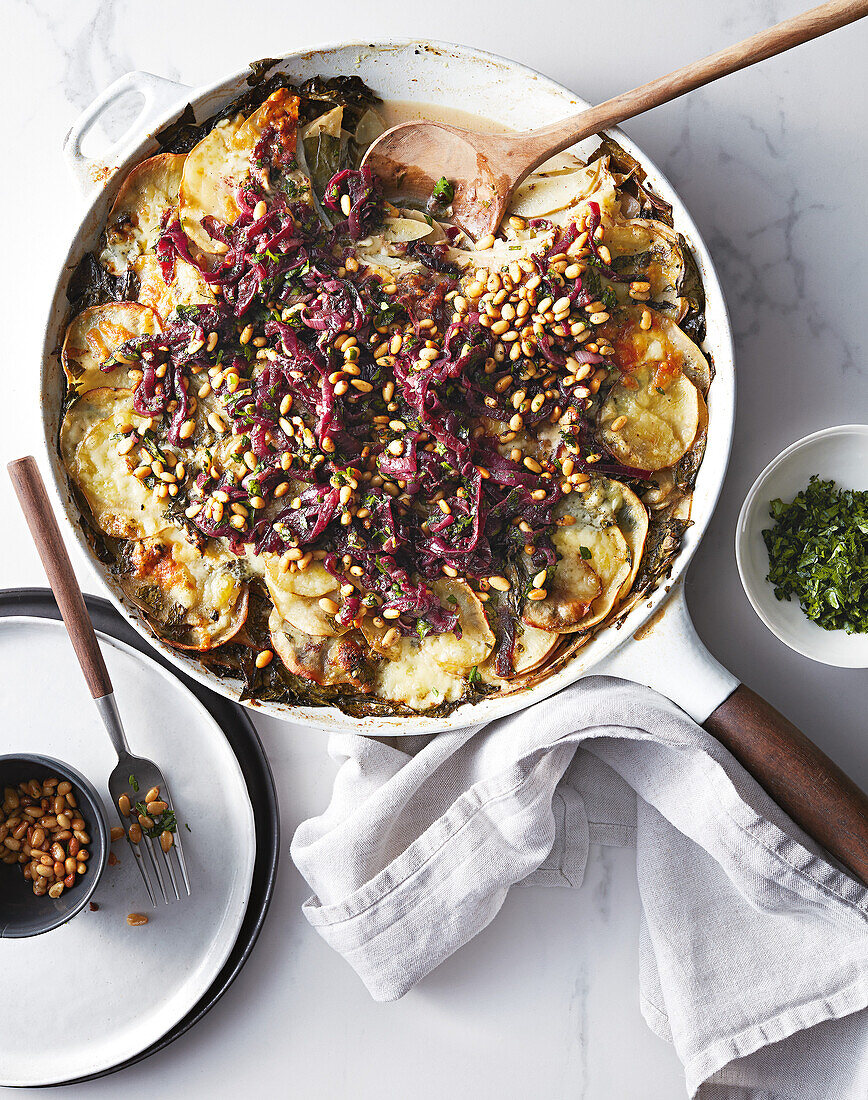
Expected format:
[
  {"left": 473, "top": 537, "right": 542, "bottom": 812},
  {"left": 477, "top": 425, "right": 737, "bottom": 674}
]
[
  {"left": 704, "top": 685, "right": 868, "bottom": 885},
  {"left": 527, "top": 0, "right": 868, "bottom": 159},
  {"left": 8, "top": 456, "right": 113, "bottom": 700}
]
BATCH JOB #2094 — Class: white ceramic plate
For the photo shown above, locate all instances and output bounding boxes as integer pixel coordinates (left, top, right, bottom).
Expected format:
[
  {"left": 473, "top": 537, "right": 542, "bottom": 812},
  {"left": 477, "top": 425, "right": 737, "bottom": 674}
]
[
  {"left": 0, "top": 618, "right": 256, "bottom": 1087},
  {"left": 736, "top": 424, "right": 868, "bottom": 668}
]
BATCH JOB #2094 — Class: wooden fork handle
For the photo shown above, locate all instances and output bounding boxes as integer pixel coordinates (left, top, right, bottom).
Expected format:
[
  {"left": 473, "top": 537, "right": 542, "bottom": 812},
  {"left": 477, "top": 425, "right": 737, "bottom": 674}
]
[
  {"left": 528, "top": 0, "right": 868, "bottom": 159},
  {"left": 704, "top": 685, "right": 868, "bottom": 885},
  {"left": 8, "top": 456, "right": 113, "bottom": 700}
]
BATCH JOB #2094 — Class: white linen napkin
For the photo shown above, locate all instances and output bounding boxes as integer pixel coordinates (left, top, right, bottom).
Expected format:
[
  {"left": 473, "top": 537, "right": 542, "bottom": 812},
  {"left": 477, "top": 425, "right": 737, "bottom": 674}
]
[{"left": 291, "top": 677, "right": 868, "bottom": 1099}]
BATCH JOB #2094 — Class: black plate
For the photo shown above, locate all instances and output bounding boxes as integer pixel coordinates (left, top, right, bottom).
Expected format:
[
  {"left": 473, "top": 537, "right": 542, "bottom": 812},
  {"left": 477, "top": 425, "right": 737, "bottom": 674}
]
[{"left": 0, "top": 588, "right": 280, "bottom": 1087}]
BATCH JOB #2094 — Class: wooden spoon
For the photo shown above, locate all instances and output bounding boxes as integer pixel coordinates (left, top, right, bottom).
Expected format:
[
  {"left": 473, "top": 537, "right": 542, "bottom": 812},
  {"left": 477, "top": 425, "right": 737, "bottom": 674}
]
[{"left": 364, "top": 0, "right": 868, "bottom": 239}]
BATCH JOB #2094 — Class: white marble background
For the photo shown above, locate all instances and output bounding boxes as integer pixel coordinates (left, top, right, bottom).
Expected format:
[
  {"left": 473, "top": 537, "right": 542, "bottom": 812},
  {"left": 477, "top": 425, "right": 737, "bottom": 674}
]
[{"left": 2, "top": 1, "right": 867, "bottom": 1096}]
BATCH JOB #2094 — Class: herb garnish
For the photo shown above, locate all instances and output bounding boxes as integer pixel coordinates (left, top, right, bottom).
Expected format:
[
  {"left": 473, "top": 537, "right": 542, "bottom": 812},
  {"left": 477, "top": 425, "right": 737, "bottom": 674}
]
[
  {"left": 763, "top": 476, "right": 868, "bottom": 634},
  {"left": 431, "top": 176, "right": 454, "bottom": 205}
]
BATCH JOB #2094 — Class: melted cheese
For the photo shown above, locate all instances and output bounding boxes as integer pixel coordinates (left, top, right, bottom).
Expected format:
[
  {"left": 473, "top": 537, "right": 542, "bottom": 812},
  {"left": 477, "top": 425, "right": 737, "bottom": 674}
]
[
  {"left": 101, "top": 153, "right": 186, "bottom": 275},
  {"left": 134, "top": 253, "right": 216, "bottom": 322},
  {"left": 60, "top": 389, "right": 170, "bottom": 539},
  {"left": 124, "top": 529, "right": 246, "bottom": 649},
  {"left": 600, "top": 366, "right": 701, "bottom": 471},
  {"left": 376, "top": 638, "right": 465, "bottom": 709},
  {"left": 62, "top": 303, "right": 161, "bottom": 395}
]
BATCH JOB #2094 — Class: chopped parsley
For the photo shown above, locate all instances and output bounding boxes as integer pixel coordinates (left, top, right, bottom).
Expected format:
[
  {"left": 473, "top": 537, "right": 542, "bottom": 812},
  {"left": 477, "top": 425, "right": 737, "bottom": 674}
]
[
  {"left": 763, "top": 476, "right": 868, "bottom": 634},
  {"left": 431, "top": 176, "right": 454, "bottom": 205}
]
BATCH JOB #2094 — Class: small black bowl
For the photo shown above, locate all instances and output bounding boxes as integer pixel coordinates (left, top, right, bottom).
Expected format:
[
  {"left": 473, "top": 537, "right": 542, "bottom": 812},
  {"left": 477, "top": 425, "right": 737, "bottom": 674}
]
[{"left": 0, "top": 754, "right": 108, "bottom": 938}]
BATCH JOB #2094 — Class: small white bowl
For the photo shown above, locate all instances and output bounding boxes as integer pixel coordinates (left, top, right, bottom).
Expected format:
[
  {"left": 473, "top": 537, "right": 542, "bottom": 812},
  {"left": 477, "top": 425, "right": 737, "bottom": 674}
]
[{"left": 736, "top": 424, "right": 868, "bottom": 668}]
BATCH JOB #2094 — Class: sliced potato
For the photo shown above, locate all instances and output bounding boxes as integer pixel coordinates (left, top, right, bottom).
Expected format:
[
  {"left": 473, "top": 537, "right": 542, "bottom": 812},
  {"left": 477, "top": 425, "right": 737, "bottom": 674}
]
[
  {"left": 62, "top": 303, "right": 161, "bottom": 395},
  {"left": 508, "top": 158, "right": 619, "bottom": 223},
  {"left": 360, "top": 615, "right": 403, "bottom": 658},
  {"left": 60, "top": 388, "right": 169, "bottom": 539},
  {"left": 423, "top": 579, "right": 495, "bottom": 674},
  {"left": 523, "top": 488, "right": 633, "bottom": 634},
  {"left": 263, "top": 558, "right": 346, "bottom": 638},
  {"left": 134, "top": 252, "right": 216, "bottom": 322},
  {"left": 599, "top": 366, "right": 701, "bottom": 472},
  {"left": 269, "top": 609, "right": 368, "bottom": 688},
  {"left": 508, "top": 623, "right": 560, "bottom": 677},
  {"left": 579, "top": 478, "right": 649, "bottom": 599},
  {"left": 178, "top": 114, "right": 248, "bottom": 252},
  {"left": 604, "top": 219, "right": 684, "bottom": 310},
  {"left": 101, "top": 153, "right": 186, "bottom": 274},
  {"left": 264, "top": 557, "right": 338, "bottom": 600},
  {"left": 613, "top": 307, "right": 711, "bottom": 393},
  {"left": 179, "top": 89, "right": 301, "bottom": 252},
  {"left": 120, "top": 530, "right": 248, "bottom": 650},
  {"left": 521, "top": 536, "right": 602, "bottom": 633}
]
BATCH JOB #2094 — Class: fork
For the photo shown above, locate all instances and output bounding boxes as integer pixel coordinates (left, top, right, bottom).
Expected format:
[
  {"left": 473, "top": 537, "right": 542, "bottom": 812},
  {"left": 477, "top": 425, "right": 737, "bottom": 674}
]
[{"left": 8, "top": 456, "right": 190, "bottom": 906}]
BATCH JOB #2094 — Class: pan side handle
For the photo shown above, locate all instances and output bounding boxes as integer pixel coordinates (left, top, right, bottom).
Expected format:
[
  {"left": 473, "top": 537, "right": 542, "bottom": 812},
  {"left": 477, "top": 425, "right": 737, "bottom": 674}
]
[
  {"left": 63, "top": 71, "right": 191, "bottom": 198},
  {"left": 704, "top": 688, "right": 868, "bottom": 885}
]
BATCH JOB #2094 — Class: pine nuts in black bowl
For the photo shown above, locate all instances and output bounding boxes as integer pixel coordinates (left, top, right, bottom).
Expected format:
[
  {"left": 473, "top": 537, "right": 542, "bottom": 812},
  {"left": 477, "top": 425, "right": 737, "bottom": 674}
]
[{"left": 0, "top": 755, "right": 108, "bottom": 938}]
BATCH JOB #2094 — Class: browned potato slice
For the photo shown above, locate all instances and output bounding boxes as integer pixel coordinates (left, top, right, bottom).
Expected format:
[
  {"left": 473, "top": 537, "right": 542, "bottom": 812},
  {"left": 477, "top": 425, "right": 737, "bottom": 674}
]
[
  {"left": 60, "top": 387, "right": 169, "bottom": 539},
  {"left": 580, "top": 478, "right": 650, "bottom": 599},
  {"left": 102, "top": 153, "right": 186, "bottom": 274},
  {"left": 134, "top": 253, "right": 215, "bottom": 322},
  {"left": 508, "top": 623, "right": 560, "bottom": 677},
  {"left": 263, "top": 558, "right": 347, "bottom": 638},
  {"left": 604, "top": 219, "right": 684, "bottom": 310},
  {"left": 360, "top": 616, "right": 403, "bottom": 658},
  {"left": 269, "top": 609, "right": 368, "bottom": 688},
  {"left": 62, "top": 303, "right": 161, "bottom": 395},
  {"left": 521, "top": 534, "right": 602, "bottom": 633},
  {"left": 522, "top": 488, "right": 632, "bottom": 634},
  {"left": 424, "top": 579, "right": 495, "bottom": 674},
  {"left": 178, "top": 115, "right": 247, "bottom": 252},
  {"left": 599, "top": 366, "right": 701, "bottom": 473},
  {"left": 179, "top": 89, "right": 301, "bottom": 252},
  {"left": 119, "top": 531, "right": 248, "bottom": 650}
]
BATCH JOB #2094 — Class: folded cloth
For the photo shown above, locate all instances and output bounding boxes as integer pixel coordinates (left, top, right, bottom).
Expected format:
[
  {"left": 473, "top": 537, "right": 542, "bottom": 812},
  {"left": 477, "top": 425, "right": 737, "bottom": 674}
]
[{"left": 291, "top": 677, "right": 868, "bottom": 1098}]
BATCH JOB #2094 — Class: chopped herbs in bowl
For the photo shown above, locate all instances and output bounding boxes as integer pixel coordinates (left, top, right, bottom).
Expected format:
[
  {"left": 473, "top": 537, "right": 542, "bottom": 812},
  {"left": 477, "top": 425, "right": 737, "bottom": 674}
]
[
  {"left": 736, "top": 425, "right": 868, "bottom": 668},
  {"left": 763, "top": 477, "right": 868, "bottom": 634}
]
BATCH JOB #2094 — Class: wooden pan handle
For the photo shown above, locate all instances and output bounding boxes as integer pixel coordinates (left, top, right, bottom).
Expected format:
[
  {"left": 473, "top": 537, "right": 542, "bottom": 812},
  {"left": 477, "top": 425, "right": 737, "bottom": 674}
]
[
  {"left": 8, "top": 456, "right": 113, "bottom": 700},
  {"left": 704, "top": 685, "right": 868, "bottom": 885}
]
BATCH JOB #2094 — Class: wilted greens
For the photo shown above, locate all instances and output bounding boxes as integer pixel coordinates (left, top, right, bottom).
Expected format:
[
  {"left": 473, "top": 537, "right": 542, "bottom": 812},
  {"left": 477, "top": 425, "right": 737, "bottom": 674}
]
[{"left": 763, "top": 476, "right": 868, "bottom": 634}]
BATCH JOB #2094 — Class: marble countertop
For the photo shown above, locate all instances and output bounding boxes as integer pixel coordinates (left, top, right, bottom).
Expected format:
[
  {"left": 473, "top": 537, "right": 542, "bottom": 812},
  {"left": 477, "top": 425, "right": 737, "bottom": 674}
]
[{"left": 2, "top": 1, "right": 867, "bottom": 1096}]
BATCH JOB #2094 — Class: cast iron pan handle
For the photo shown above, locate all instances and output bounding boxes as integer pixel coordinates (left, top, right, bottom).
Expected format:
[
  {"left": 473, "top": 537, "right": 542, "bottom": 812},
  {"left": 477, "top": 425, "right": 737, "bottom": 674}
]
[{"left": 704, "top": 687, "right": 868, "bottom": 885}]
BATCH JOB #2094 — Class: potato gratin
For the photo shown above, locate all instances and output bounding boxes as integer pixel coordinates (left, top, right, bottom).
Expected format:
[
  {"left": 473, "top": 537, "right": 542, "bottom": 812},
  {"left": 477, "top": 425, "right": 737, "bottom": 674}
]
[{"left": 58, "top": 65, "right": 711, "bottom": 715}]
